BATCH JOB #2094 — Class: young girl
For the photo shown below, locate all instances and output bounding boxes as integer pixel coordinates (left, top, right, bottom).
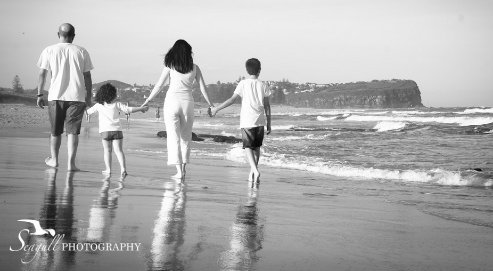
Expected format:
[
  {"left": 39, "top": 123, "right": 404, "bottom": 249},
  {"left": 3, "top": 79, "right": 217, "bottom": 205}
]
[{"left": 86, "top": 83, "right": 148, "bottom": 176}]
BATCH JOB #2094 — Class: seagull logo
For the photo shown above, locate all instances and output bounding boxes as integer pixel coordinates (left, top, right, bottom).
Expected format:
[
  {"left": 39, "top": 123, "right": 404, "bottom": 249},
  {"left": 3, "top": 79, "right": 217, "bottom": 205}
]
[{"left": 17, "top": 219, "right": 55, "bottom": 236}]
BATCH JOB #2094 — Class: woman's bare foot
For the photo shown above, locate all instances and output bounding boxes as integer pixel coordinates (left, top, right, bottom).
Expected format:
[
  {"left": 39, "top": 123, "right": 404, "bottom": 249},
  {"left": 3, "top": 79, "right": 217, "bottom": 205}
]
[
  {"left": 253, "top": 170, "right": 260, "bottom": 183},
  {"left": 248, "top": 171, "right": 254, "bottom": 182},
  {"left": 171, "top": 173, "right": 183, "bottom": 179},
  {"left": 45, "top": 157, "right": 58, "bottom": 168},
  {"left": 102, "top": 169, "right": 111, "bottom": 175}
]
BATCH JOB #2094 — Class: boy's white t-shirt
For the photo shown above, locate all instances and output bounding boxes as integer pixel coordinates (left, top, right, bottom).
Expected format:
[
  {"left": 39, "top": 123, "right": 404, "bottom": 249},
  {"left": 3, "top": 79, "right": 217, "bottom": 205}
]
[
  {"left": 37, "top": 43, "right": 94, "bottom": 102},
  {"left": 234, "top": 79, "right": 272, "bottom": 128},
  {"left": 86, "top": 102, "right": 131, "bottom": 133}
]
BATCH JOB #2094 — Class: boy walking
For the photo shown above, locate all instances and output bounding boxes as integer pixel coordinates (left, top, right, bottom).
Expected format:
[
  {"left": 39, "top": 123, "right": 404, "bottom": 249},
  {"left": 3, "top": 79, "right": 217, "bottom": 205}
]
[{"left": 211, "top": 58, "right": 272, "bottom": 183}]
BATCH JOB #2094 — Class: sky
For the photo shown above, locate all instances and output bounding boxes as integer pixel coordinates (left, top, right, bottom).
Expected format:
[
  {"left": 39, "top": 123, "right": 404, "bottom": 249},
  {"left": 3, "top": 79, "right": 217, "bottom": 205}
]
[{"left": 1, "top": 0, "right": 492, "bottom": 107}]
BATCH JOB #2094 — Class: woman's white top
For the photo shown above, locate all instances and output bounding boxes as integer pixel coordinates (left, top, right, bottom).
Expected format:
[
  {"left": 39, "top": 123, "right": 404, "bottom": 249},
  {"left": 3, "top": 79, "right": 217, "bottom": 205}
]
[{"left": 166, "top": 64, "right": 197, "bottom": 101}]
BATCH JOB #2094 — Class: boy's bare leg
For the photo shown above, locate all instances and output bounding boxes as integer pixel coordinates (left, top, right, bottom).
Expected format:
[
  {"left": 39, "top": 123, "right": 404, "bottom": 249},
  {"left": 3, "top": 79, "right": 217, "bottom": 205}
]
[
  {"left": 245, "top": 148, "right": 260, "bottom": 182},
  {"left": 113, "top": 139, "right": 127, "bottom": 177},
  {"left": 45, "top": 135, "right": 61, "bottom": 167},
  {"left": 254, "top": 147, "right": 260, "bottom": 164},
  {"left": 67, "top": 134, "right": 80, "bottom": 171},
  {"left": 101, "top": 140, "right": 112, "bottom": 174}
]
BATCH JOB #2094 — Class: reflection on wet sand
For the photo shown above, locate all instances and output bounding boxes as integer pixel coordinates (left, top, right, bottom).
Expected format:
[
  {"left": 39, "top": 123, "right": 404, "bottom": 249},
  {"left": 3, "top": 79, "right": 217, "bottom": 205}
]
[
  {"left": 83, "top": 127, "right": 91, "bottom": 139},
  {"left": 20, "top": 170, "right": 76, "bottom": 270},
  {"left": 86, "top": 176, "right": 125, "bottom": 243},
  {"left": 149, "top": 180, "right": 187, "bottom": 270},
  {"left": 220, "top": 183, "right": 264, "bottom": 271}
]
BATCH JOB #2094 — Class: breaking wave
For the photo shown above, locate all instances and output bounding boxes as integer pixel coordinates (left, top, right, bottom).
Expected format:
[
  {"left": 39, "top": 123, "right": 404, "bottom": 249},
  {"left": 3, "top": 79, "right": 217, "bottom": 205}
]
[
  {"left": 222, "top": 147, "right": 493, "bottom": 187},
  {"left": 373, "top": 121, "right": 408, "bottom": 132},
  {"left": 345, "top": 114, "right": 493, "bottom": 126}
]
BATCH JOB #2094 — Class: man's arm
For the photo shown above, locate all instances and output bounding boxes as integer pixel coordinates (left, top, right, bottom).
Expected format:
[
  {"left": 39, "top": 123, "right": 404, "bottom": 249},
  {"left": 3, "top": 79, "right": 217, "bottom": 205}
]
[
  {"left": 210, "top": 94, "right": 239, "bottom": 116},
  {"left": 264, "top": 97, "right": 271, "bottom": 135},
  {"left": 37, "top": 68, "right": 48, "bottom": 109},
  {"left": 84, "top": 71, "right": 92, "bottom": 107}
]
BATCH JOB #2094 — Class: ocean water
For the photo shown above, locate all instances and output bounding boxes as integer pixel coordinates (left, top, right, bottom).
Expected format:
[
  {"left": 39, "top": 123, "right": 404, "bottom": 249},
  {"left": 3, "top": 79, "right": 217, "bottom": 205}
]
[
  {"left": 192, "top": 107, "right": 493, "bottom": 228},
  {"left": 132, "top": 107, "right": 493, "bottom": 228}
]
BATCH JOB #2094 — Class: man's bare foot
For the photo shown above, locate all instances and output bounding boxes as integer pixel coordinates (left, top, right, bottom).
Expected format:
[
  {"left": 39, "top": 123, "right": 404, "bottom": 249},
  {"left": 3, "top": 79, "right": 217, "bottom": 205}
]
[
  {"left": 102, "top": 169, "right": 111, "bottom": 175},
  {"left": 45, "top": 157, "right": 58, "bottom": 168}
]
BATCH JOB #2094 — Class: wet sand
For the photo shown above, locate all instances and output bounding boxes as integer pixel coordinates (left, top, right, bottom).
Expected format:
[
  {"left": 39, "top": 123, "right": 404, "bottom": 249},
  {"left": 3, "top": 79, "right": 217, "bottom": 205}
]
[{"left": 1, "top": 112, "right": 493, "bottom": 271}]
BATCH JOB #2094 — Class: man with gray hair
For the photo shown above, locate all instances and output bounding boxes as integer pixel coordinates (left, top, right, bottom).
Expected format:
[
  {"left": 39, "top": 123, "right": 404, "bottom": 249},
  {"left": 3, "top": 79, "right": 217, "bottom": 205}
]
[{"left": 36, "top": 23, "right": 93, "bottom": 171}]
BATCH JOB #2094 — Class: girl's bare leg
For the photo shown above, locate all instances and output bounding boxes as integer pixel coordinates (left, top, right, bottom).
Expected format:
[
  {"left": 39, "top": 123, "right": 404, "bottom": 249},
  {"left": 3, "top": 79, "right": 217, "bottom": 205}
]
[
  {"left": 113, "top": 139, "right": 127, "bottom": 177},
  {"left": 101, "top": 140, "right": 112, "bottom": 174}
]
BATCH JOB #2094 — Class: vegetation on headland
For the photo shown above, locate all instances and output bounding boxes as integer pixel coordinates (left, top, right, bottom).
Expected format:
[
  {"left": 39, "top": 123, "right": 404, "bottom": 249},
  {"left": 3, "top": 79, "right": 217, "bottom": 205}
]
[{"left": 1, "top": 76, "right": 423, "bottom": 108}]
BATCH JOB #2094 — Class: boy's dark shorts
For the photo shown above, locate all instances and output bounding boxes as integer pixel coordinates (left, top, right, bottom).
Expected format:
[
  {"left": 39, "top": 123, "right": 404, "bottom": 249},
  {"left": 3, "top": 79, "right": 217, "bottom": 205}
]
[
  {"left": 101, "top": 131, "right": 124, "bottom": 141},
  {"left": 241, "top": 126, "right": 264, "bottom": 149},
  {"left": 48, "top": 101, "right": 86, "bottom": 136}
]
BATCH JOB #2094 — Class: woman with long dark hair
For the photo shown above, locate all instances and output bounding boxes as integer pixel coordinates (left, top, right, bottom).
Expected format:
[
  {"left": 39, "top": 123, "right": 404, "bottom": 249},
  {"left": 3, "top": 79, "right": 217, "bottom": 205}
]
[{"left": 142, "top": 40, "right": 214, "bottom": 178}]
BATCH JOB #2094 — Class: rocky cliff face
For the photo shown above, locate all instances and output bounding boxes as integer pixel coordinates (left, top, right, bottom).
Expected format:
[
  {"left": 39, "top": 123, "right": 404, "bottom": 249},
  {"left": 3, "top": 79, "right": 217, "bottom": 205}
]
[{"left": 285, "top": 80, "right": 423, "bottom": 108}]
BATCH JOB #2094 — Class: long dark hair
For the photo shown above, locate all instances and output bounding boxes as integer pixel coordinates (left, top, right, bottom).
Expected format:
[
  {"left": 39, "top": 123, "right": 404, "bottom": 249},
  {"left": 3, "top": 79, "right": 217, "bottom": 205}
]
[{"left": 164, "top": 39, "right": 194, "bottom": 74}]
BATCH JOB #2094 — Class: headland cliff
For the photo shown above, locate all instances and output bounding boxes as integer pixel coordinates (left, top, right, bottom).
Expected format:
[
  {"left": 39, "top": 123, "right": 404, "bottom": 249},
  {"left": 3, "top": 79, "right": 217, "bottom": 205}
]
[{"left": 281, "top": 79, "right": 423, "bottom": 109}]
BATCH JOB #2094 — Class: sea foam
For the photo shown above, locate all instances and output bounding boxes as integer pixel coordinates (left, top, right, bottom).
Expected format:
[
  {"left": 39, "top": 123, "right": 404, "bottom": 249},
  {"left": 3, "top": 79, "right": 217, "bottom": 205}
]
[
  {"left": 345, "top": 114, "right": 493, "bottom": 126},
  {"left": 373, "top": 121, "right": 407, "bottom": 132},
  {"left": 222, "top": 147, "right": 493, "bottom": 187},
  {"left": 459, "top": 107, "right": 493, "bottom": 114}
]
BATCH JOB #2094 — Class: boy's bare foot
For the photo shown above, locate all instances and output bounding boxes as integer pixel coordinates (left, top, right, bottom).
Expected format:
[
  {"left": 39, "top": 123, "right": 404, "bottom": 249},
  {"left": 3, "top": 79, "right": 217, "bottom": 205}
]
[
  {"left": 45, "top": 157, "right": 58, "bottom": 168},
  {"left": 102, "top": 169, "right": 111, "bottom": 175}
]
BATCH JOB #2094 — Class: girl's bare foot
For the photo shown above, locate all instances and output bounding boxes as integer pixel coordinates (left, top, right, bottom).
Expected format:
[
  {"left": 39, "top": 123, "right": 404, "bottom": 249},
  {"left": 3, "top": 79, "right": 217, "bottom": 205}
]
[
  {"left": 102, "top": 169, "right": 111, "bottom": 175},
  {"left": 45, "top": 157, "right": 58, "bottom": 168}
]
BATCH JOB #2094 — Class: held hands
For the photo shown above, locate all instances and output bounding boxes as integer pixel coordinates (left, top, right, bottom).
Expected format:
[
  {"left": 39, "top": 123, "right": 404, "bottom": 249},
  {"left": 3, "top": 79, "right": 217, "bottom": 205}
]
[
  {"left": 86, "top": 97, "right": 92, "bottom": 108},
  {"left": 141, "top": 106, "right": 149, "bottom": 113},
  {"left": 208, "top": 107, "right": 218, "bottom": 117}
]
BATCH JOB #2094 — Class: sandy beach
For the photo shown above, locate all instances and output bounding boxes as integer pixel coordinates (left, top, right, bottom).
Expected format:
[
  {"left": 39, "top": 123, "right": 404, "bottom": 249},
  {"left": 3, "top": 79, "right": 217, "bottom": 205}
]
[{"left": 1, "top": 103, "right": 493, "bottom": 271}]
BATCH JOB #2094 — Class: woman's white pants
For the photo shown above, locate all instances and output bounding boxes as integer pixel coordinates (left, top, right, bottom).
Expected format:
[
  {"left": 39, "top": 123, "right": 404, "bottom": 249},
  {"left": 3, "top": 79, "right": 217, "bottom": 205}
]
[{"left": 163, "top": 97, "right": 194, "bottom": 165}]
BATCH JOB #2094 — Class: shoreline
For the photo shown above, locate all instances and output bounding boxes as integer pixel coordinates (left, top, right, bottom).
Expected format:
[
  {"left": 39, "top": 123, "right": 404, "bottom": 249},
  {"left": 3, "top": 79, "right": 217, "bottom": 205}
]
[{"left": 1, "top": 118, "right": 493, "bottom": 270}]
